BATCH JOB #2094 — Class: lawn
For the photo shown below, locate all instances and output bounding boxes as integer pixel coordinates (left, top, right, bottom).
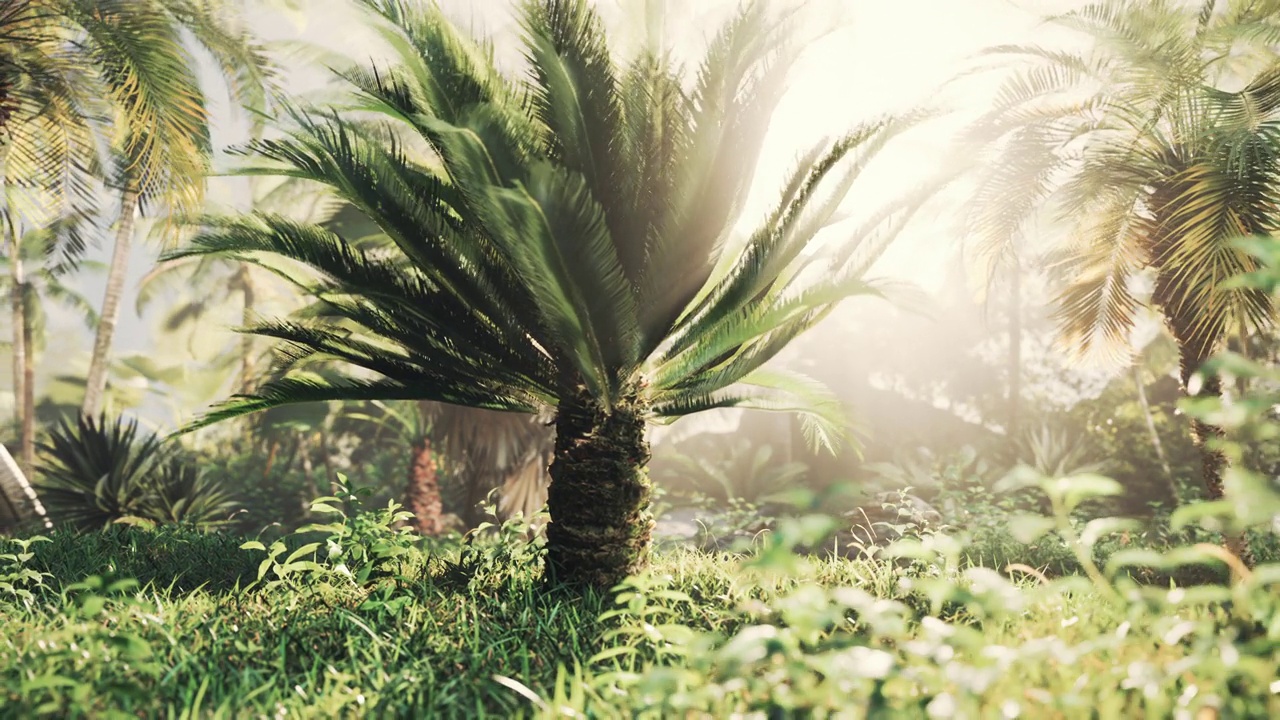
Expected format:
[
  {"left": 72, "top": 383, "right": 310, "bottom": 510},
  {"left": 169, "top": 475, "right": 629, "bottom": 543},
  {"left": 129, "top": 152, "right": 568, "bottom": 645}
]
[{"left": 2, "top": 487, "right": 1277, "bottom": 719}]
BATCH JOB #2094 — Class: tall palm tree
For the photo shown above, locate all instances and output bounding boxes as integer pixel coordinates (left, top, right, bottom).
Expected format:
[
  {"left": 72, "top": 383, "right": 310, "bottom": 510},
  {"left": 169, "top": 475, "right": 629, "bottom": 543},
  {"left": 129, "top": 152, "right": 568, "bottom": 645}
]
[
  {"left": 1, "top": 0, "right": 100, "bottom": 478},
  {"left": 0, "top": 0, "right": 275, "bottom": 419},
  {"left": 170, "top": 0, "right": 930, "bottom": 587},
  {"left": 961, "top": 0, "right": 1280, "bottom": 524},
  {"left": 1, "top": 224, "right": 100, "bottom": 474},
  {"left": 76, "top": 0, "right": 276, "bottom": 419}
]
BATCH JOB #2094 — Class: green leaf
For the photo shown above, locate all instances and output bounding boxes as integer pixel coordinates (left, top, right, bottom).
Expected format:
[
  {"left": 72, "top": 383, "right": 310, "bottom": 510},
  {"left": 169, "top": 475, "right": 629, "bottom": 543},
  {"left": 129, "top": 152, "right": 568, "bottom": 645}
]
[
  {"left": 1079, "top": 517, "right": 1141, "bottom": 547},
  {"left": 1170, "top": 500, "right": 1234, "bottom": 531},
  {"left": 1050, "top": 473, "right": 1123, "bottom": 511},
  {"left": 1008, "top": 515, "right": 1057, "bottom": 544},
  {"left": 284, "top": 542, "right": 322, "bottom": 565}
]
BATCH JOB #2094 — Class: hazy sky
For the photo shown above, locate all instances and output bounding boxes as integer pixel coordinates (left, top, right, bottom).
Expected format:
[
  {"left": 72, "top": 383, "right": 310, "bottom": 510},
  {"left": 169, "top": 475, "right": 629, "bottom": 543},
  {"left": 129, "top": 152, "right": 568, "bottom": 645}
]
[{"left": 254, "top": 0, "right": 1056, "bottom": 284}]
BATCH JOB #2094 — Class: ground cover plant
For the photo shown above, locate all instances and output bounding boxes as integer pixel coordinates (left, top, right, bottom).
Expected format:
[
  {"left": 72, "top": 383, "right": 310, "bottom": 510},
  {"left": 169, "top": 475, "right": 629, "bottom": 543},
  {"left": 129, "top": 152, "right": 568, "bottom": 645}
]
[{"left": 1, "top": 470, "right": 1278, "bottom": 718}]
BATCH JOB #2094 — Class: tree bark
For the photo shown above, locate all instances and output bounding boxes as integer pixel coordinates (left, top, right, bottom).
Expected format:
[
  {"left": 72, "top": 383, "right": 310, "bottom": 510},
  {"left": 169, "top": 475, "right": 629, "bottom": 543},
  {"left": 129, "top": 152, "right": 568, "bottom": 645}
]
[
  {"left": 6, "top": 222, "right": 21, "bottom": 453},
  {"left": 546, "top": 387, "right": 653, "bottom": 589},
  {"left": 236, "top": 264, "right": 257, "bottom": 393},
  {"left": 82, "top": 186, "right": 140, "bottom": 418},
  {"left": 7, "top": 228, "right": 26, "bottom": 475},
  {"left": 1176, "top": 343, "right": 1253, "bottom": 565},
  {"left": 404, "top": 436, "right": 443, "bottom": 535}
]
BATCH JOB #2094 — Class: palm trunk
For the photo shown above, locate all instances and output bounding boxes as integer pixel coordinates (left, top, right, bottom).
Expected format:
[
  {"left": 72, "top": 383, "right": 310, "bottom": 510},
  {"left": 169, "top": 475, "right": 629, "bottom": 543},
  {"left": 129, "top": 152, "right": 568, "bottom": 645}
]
[
  {"left": 18, "top": 280, "right": 34, "bottom": 474},
  {"left": 404, "top": 436, "right": 443, "bottom": 535},
  {"left": 237, "top": 264, "right": 257, "bottom": 392},
  {"left": 262, "top": 438, "right": 279, "bottom": 479},
  {"left": 1133, "top": 366, "right": 1176, "bottom": 504},
  {"left": 5, "top": 219, "right": 34, "bottom": 474},
  {"left": 81, "top": 186, "right": 140, "bottom": 419},
  {"left": 1177, "top": 344, "right": 1253, "bottom": 565},
  {"left": 7, "top": 227, "right": 24, "bottom": 471},
  {"left": 1008, "top": 263, "right": 1022, "bottom": 442},
  {"left": 545, "top": 388, "right": 653, "bottom": 588}
]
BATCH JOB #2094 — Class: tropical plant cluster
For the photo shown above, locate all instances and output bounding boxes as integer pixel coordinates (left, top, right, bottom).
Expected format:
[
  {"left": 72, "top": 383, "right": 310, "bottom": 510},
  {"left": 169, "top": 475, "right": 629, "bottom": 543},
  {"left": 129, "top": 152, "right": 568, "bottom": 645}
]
[{"left": 1, "top": 0, "right": 1280, "bottom": 715}]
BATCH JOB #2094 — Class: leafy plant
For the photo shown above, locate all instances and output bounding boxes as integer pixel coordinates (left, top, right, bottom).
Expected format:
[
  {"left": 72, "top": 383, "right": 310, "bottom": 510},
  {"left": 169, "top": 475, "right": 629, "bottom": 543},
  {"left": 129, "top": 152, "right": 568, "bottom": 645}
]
[
  {"left": 1017, "top": 423, "right": 1107, "bottom": 481},
  {"left": 959, "top": 0, "right": 1280, "bottom": 511},
  {"left": 240, "top": 475, "right": 418, "bottom": 599},
  {"left": 168, "top": 0, "right": 937, "bottom": 588},
  {"left": 34, "top": 414, "right": 237, "bottom": 531},
  {"left": 0, "top": 535, "right": 51, "bottom": 606}
]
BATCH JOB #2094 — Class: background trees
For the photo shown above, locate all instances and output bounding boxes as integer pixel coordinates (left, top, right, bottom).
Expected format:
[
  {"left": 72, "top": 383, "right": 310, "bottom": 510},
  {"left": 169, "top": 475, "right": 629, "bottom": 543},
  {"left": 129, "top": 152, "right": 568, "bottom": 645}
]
[{"left": 960, "top": 0, "right": 1280, "bottom": 519}]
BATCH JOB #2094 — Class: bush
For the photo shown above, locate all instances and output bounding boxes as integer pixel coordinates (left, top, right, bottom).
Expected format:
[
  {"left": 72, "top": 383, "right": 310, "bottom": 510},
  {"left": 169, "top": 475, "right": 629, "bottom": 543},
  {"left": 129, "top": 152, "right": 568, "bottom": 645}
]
[{"left": 34, "top": 414, "right": 237, "bottom": 532}]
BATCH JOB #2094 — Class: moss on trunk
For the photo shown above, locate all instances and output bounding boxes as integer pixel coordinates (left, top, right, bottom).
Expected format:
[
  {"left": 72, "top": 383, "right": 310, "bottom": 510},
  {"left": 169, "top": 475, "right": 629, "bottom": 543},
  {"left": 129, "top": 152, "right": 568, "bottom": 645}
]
[{"left": 546, "top": 388, "right": 653, "bottom": 589}]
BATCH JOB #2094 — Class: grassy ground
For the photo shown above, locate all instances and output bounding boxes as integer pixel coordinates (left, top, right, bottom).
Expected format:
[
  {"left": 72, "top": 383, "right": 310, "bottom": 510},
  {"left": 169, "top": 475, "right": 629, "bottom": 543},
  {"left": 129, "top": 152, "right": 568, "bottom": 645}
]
[{"left": 2, "top": 505, "right": 1278, "bottom": 719}]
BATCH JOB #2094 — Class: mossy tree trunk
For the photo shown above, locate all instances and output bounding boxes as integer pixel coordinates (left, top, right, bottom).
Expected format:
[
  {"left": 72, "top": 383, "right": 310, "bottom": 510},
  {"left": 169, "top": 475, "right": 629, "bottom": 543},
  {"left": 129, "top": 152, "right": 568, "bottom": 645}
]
[
  {"left": 404, "top": 436, "right": 443, "bottom": 535},
  {"left": 546, "top": 388, "right": 654, "bottom": 589}
]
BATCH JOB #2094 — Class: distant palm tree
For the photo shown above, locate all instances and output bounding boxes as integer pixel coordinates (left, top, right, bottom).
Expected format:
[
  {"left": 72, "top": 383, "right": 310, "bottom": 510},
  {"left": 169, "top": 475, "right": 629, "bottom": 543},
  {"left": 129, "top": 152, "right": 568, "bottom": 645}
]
[
  {"left": 75, "top": 0, "right": 276, "bottom": 419},
  {"left": 0, "top": 224, "right": 100, "bottom": 474},
  {"left": 962, "top": 0, "right": 1280, "bottom": 524},
  {"left": 136, "top": 176, "right": 338, "bottom": 397},
  {"left": 171, "top": 0, "right": 928, "bottom": 587}
]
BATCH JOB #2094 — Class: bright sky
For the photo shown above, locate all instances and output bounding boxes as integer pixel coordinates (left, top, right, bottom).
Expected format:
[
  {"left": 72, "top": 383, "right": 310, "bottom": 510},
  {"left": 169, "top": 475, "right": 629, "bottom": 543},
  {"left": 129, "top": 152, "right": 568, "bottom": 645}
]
[{"left": 257, "top": 0, "right": 1057, "bottom": 286}]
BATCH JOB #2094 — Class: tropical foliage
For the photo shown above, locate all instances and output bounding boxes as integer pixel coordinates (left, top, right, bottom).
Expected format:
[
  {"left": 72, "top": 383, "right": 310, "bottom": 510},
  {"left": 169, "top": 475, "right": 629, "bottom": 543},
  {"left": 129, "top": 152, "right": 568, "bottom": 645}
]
[
  {"left": 34, "top": 414, "right": 236, "bottom": 531},
  {"left": 959, "top": 0, "right": 1280, "bottom": 535},
  {"left": 168, "top": 0, "right": 927, "bottom": 587}
]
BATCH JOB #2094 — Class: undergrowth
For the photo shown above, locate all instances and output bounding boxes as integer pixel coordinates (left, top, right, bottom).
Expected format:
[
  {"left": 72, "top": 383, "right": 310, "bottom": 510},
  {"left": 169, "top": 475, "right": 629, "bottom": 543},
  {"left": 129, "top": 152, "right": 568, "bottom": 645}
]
[{"left": 2, "top": 471, "right": 1278, "bottom": 718}]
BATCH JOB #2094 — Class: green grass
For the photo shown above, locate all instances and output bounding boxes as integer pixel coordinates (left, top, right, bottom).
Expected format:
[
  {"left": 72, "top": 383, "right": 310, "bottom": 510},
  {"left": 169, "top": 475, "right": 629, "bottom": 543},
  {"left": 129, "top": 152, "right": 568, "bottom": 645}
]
[{"left": 2, "top": 511, "right": 1278, "bottom": 719}]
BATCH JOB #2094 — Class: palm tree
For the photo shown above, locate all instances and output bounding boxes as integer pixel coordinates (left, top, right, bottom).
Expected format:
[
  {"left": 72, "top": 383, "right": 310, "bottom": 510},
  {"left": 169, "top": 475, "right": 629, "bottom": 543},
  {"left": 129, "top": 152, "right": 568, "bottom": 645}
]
[
  {"left": 1, "top": 0, "right": 275, "bottom": 419},
  {"left": 0, "top": 224, "right": 100, "bottom": 475},
  {"left": 75, "top": 0, "right": 276, "bottom": 419},
  {"left": 961, "top": 0, "right": 1280, "bottom": 525},
  {"left": 1, "top": 0, "right": 100, "bottom": 478},
  {"left": 170, "top": 0, "right": 930, "bottom": 587}
]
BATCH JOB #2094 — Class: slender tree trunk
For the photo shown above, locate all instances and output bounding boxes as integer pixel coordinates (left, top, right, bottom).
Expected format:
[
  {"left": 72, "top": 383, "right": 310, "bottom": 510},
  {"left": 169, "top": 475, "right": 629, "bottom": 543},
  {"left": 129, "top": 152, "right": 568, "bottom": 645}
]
[
  {"left": 262, "top": 438, "right": 279, "bottom": 479},
  {"left": 1133, "top": 366, "right": 1176, "bottom": 504},
  {"left": 546, "top": 387, "right": 653, "bottom": 588},
  {"left": 404, "top": 436, "right": 443, "bottom": 535},
  {"left": 19, "top": 279, "right": 33, "bottom": 474},
  {"left": 318, "top": 427, "right": 337, "bottom": 495},
  {"left": 237, "top": 264, "right": 257, "bottom": 392},
  {"left": 300, "top": 434, "right": 319, "bottom": 498},
  {"left": 82, "top": 186, "right": 140, "bottom": 419},
  {"left": 1008, "top": 263, "right": 1023, "bottom": 442},
  {"left": 7, "top": 226, "right": 24, "bottom": 471}
]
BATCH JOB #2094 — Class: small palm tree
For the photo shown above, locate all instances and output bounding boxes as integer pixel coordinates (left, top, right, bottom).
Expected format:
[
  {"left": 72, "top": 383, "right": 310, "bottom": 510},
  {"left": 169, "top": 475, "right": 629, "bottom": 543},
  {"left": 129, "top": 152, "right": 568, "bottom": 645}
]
[
  {"left": 35, "top": 413, "right": 237, "bottom": 532},
  {"left": 172, "top": 0, "right": 927, "bottom": 587},
  {"left": 961, "top": 0, "right": 1280, "bottom": 515}
]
